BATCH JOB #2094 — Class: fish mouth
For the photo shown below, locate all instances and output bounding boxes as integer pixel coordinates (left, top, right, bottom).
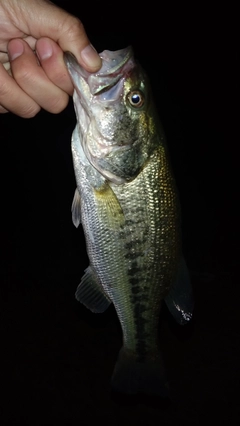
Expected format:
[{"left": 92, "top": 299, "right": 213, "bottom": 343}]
[{"left": 64, "top": 46, "right": 134, "bottom": 97}]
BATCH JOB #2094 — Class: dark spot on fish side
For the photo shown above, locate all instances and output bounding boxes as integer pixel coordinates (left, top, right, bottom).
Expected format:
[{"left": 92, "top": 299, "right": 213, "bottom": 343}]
[
  {"left": 124, "top": 218, "right": 145, "bottom": 227},
  {"left": 129, "top": 285, "right": 140, "bottom": 296},
  {"left": 124, "top": 241, "right": 135, "bottom": 251},
  {"left": 123, "top": 206, "right": 145, "bottom": 215},
  {"left": 133, "top": 301, "right": 149, "bottom": 359},
  {"left": 130, "top": 260, "right": 138, "bottom": 269},
  {"left": 129, "top": 277, "right": 139, "bottom": 286},
  {"left": 128, "top": 264, "right": 141, "bottom": 277},
  {"left": 124, "top": 251, "right": 142, "bottom": 260}
]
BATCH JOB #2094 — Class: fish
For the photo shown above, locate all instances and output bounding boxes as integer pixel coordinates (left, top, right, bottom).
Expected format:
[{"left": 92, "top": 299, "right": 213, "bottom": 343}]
[{"left": 64, "top": 46, "right": 193, "bottom": 396}]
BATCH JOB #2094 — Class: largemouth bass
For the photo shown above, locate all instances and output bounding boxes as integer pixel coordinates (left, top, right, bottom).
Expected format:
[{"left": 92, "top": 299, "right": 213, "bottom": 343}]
[{"left": 64, "top": 47, "right": 193, "bottom": 396}]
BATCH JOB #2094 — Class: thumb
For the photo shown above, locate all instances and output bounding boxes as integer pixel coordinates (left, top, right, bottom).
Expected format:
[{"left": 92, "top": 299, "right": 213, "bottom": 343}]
[{"left": 11, "top": 0, "right": 102, "bottom": 71}]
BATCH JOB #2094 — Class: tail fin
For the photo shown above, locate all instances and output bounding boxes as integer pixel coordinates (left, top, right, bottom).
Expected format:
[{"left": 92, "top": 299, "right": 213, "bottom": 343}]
[{"left": 111, "top": 347, "right": 169, "bottom": 397}]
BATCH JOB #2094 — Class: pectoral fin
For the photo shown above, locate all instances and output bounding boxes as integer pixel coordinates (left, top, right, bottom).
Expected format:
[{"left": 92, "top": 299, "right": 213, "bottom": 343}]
[
  {"left": 94, "top": 183, "right": 124, "bottom": 229},
  {"left": 164, "top": 257, "right": 194, "bottom": 324},
  {"left": 71, "top": 188, "right": 81, "bottom": 228},
  {"left": 75, "top": 266, "right": 111, "bottom": 313}
]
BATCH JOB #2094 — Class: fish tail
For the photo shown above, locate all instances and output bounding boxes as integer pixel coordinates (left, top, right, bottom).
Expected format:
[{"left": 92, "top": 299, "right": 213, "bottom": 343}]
[{"left": 111, "top": 347, "right": 169, "bottom": 397}]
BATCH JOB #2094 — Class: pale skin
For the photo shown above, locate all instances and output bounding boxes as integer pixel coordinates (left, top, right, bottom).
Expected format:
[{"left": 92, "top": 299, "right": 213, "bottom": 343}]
[{"left": 0, "top": 0, "right": 102, "bottom": 117}]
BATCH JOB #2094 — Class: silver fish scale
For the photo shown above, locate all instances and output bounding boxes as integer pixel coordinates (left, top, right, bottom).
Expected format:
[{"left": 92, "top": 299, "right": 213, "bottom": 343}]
[
  {"left": 112, "top": 147, "right": 180, "bottom": 357},
  {"left": 77, "top": 142, "right": 180, "bottom": 359}
]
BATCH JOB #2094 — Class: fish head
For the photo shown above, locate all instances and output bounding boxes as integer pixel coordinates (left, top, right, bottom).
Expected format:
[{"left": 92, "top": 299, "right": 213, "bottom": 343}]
[{"left": 64, "top": 47, "right": 159, "bottom": 184}]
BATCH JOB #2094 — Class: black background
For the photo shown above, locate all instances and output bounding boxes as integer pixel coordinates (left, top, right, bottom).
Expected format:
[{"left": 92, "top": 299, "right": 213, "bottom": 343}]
[{"left": 1, "top": 1, "right": 239, "bottom": 424}]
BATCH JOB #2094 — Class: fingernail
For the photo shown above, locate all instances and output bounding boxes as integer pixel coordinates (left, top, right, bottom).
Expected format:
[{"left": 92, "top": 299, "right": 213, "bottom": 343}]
[
  {"left": 81, "top": 44, "right": 102, "bottom": 71},
  {"left": 8, "top": 39, "right": 24, "bottom": 61},
  {"left": 36, "top": 39, "right": 53, "bottom": 61}
]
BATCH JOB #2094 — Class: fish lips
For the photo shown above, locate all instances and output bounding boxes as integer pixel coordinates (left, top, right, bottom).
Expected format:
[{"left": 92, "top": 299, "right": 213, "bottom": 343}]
[{"left": 64, "top": 46, "right": 135, "bottom": 102}]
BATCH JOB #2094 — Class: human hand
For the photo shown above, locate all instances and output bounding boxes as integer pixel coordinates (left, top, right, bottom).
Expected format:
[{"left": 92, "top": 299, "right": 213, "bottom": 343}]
[{"left": 0, "top": 0, "right": 101, "bottom": 117}]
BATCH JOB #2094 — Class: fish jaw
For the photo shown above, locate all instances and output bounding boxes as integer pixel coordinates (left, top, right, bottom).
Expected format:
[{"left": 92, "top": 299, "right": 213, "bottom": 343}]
[{"left": 64, "top": 46, "right": 134, "bottom": 101}]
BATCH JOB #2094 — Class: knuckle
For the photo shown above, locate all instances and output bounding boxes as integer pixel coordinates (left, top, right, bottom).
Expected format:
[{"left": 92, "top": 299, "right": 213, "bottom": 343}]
[
  {"left": 13, "top": 65, "right": 35, "bottom": 86},
  {"left": 61, "top": 16, "right": 86, "bottom": 41},
  {"left": 0, "top": 79, "right": 11, "bottom": 98},
  {"left": 0, "top": 105, "right": 8, "bottom": 114},
  {"left": 20, "top": 104, "right": 41, "bottom": 118},
  {"left": 0, "top": 67, "right": 40, "bottom": 117},
  {"left": 47, "top": 94, "right": 69, "bottom": 114}
]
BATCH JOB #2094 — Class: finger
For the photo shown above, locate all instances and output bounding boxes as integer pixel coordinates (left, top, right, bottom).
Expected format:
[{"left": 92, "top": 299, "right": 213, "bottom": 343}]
[
  {"left": 7, "top": 0, "right": 102, "bottom": 72},
  {"left": 0, "top": 52, "right": 9, "bottom": 63},
  {"left": 36, "top": 37, "right": 73, "bottom": 95},
  {"left": 54, "top": 15, "right": 102, "bottom": 72},
  {"left": 22, "top": 36, "right": 37, "bottom": 51},
  {"left": 8, "top": 39, "right": 69, "bottom": 114},
  {"left": 0, "top": 105, "right": 9, "bottom": 114},
  {"left": 3, "top": 61, "right": 11, "bottom": 73},
  {"left": 0, "top": 62, "right": 40, "bottom": 117}
]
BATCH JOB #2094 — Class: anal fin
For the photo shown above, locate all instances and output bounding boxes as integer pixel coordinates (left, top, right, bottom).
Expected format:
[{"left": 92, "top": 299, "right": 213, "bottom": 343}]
[
  {"left": 164, "top": 257, "right": 194, "bottom": 324},
  {"left": 75, "top": 266, "right": 111, "bottom": 313}
]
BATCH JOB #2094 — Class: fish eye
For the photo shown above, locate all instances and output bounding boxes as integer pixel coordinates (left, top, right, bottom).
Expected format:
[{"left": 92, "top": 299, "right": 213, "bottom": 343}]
[{"left": 127, "top": 90, "right": 144, "bottom": 108}]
